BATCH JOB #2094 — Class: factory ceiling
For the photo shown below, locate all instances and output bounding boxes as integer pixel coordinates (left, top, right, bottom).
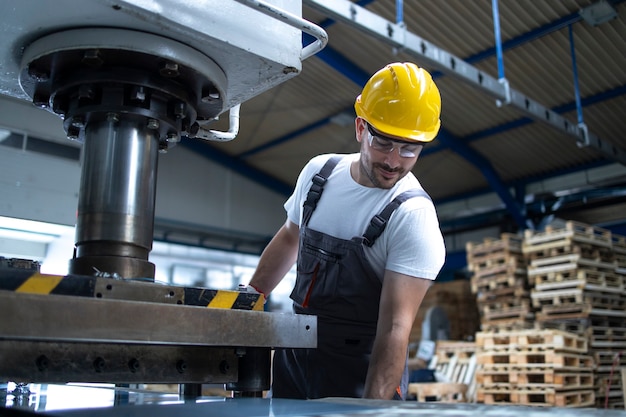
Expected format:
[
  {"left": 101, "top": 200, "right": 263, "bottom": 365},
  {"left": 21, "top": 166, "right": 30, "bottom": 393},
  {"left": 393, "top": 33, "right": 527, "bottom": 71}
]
[{"left": 190, "top": 0, "right": 626, "bottom": 237}]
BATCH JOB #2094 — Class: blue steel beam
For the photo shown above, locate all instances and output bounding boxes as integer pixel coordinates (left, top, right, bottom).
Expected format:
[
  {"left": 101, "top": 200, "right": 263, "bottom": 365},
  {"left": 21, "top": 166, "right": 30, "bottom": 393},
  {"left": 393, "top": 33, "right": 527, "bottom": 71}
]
[{"left": 436, "top": 129, "right": 528, "bottom": 229}]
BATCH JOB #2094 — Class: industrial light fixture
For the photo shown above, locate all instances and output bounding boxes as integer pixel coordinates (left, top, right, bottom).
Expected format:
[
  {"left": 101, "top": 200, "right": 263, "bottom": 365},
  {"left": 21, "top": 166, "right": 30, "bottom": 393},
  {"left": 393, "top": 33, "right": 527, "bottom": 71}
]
[
  {"left": 579, "top": 0, "right": 618, "bottom": 26},
  {"left": 0, "top": 128, "right": 10, "bottom": 142}
]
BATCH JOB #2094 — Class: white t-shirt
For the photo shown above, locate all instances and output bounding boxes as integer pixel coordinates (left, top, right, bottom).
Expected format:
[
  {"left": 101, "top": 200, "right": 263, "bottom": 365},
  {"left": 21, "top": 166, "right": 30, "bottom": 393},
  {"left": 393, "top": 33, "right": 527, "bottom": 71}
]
[{"left": 284, "top": 153, "right": 446, "bottom": 281}]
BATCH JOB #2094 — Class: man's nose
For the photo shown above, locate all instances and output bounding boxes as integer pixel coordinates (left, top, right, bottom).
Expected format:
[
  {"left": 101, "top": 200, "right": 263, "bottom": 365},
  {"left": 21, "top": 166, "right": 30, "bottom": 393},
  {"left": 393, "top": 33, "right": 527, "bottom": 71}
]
[{"left": 384, "top": 148, "right": 403, "bottom": 167}]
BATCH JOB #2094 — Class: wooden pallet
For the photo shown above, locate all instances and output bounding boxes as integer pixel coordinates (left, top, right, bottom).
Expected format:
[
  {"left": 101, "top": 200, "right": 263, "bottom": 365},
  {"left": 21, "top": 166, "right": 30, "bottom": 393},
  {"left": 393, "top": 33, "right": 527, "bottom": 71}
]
[
  {"left": 466, "top": 233, "right": 524, "bottom": 262},
  {"left": 525, "top": 241, "right": 615, "bottom": 264},
  {"left": 531, "top": 288, "right": 626, "bottom": 311},
  {"left": 594, "top": 350, "right": 626, "bottom": 371},
  {"left": 471, "top": 271, "right": 527, "bottom": 291},
  {"left": 477, "top": 350, "right": 594, "bottom": 369},
  {"left": 468, "top": 252, "right": 527, "bottom": 273},
  {"left": 523, "top": 221, "right": 613, "bottom": 252},
  {"left": 535, "top": 318, "right": 588, "bottom": 335},
  {"left": 589, "top": 325, "right": 626, "bottom": 342},
  {"left": 476, "top": 329, "right": 587, "bottom": 353},
  {"left": 482, "top": 305, "right": 534, "bottom": 322},
  {"left": 528, "top": 253, "right": 617, "bottom": 274},
  {"left": 471, "top": 260, "right": 527, "bottom": 279},
  {"left": 476, "top": 369, "right": 594, "bottom": 389},
  {"left": 613, "top": 234, "right": 626, "bottom": 268},
  {"left": 477, "top": 387, "right": 595, "bottom": 407},
  {"left": 532, "top": 268, "right": 624, "bottom": 293},
  {"left": 480, "top": 320, "right": 535, "bottom": 332}
]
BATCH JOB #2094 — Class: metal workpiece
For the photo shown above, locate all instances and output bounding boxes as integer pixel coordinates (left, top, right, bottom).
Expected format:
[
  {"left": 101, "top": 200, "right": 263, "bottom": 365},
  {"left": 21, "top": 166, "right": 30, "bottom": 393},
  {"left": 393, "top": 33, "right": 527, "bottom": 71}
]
[
  {"left": 0, "top": 291, "right": 316, "bottom": 348},
  {"left": 0, "top": 265, "right": 265, "bottom": 309},
  {"left": 0, "top": 290, "right": 315, "bottom": 386}
]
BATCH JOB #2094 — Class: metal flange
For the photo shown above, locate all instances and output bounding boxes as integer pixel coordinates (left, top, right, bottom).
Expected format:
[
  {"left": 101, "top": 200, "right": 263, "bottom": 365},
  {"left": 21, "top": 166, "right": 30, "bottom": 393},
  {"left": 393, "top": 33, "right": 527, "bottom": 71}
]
[{"left": 19, "top": 28, "right": 228, "bottom": 149}]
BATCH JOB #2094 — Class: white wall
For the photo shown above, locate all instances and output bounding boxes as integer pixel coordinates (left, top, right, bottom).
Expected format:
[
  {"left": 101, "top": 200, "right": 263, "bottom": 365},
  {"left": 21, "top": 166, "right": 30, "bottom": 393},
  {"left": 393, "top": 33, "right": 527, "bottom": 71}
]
[
  {"left": 0, "top": 93, "right": 288, "bottom": 239},
  {"left": 155, "top": 145, "right": 286, "bottom": 237}
]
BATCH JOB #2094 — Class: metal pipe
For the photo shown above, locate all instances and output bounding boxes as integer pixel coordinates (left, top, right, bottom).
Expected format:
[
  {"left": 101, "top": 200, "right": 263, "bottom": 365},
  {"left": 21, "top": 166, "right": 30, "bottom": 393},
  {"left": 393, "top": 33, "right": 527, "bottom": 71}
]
[
  {"left": 396, "top": 0, "right": 403, "bottom": 25},
  {"left": 492, "top": 0, "right": 505, "bottom": 80},
  {"left": 195, "top": 104, "right": 241, "bottom": 142},
  {"left": 70, "top": 114, "right": 159, "bottom": 279}
]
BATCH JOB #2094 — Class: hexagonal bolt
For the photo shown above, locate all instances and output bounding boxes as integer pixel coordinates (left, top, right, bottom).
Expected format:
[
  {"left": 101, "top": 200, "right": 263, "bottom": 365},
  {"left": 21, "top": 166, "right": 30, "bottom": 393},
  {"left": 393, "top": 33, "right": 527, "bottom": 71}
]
[
  {"left": 166, "top": 133, "right": 180, "bottom": 143},
  {"left": 28, "top": 66, "right": 49, "bottom": 82},
  {"left": 159, "top": 61, "right": 179, "bottom": 78},
  {"left": 146, "top": 119, "right": 160, "bottom": 130},
  {"left": 67, "top": 125, "right": 81, "bottom": 141},
  {"left": 71, "top": 116, "right": 86, "bottom": 129},
  {"left": 173, "top": 101, "right": 186, "bottom": 119},
  {"left": 78, "top": 84, "right": 95, "bottom": 101},
  {"left": 201, "top": 87, "right": 220, "bottom": 103},
  {"left": 107, "top": 112, "right": 120, "bottom": 123},
  {"left": 130, "top": 86, "right": 147, "bottom": 102},
  {"left": 32, "top": 92, "right": 50, "bottom": 108},
  {"left": 52, "top": 98, "right": 68, "bottom": 116},
  {"left": 82, "top": 49, "right": 104, "bottom": 67}
]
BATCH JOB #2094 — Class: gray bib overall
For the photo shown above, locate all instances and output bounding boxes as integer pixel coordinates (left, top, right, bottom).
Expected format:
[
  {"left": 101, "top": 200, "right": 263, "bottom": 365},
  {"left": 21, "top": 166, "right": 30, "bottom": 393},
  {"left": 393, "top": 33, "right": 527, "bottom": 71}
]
[{"left": 272, "top": 156, "right": 426, "bottom": 399}]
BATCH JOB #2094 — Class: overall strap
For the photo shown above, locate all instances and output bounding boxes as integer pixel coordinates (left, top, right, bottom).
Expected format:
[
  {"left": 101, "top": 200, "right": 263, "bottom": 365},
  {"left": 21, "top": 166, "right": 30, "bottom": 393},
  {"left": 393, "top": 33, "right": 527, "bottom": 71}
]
[
  {"left": 302, "top": 156, "right": 342, "bottom": 226},
  {"left": 362, "top": 189, "right": 428, "bottom": 247}
]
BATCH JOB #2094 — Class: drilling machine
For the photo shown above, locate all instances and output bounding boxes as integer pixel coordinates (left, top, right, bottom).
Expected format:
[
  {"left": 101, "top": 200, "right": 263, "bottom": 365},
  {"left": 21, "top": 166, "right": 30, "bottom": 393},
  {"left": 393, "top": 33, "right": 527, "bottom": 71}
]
[{"left": 0, "top": 0, "right": 325, "bottom": 401}]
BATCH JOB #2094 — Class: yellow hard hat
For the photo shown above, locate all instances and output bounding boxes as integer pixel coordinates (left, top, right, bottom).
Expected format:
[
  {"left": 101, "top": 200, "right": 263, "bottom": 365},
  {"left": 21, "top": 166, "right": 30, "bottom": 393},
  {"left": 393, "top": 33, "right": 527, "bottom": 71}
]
[{"left": 354, "top": 62, "right": 441, "bottom": 142}]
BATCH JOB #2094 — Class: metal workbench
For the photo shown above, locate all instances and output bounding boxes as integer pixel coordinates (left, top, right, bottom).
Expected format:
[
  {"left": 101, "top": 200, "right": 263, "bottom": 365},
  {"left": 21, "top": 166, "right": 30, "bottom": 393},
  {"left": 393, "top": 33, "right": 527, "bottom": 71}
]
[{"left": 2, "top": 384, "right": 626, "bottom": 417}]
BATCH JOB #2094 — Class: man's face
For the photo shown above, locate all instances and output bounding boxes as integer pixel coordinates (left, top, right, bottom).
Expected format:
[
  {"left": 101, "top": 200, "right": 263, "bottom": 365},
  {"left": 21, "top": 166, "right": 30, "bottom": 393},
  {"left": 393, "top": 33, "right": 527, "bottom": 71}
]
[{"left": 355, "top": 118, "right": 423, "bottom": 189}]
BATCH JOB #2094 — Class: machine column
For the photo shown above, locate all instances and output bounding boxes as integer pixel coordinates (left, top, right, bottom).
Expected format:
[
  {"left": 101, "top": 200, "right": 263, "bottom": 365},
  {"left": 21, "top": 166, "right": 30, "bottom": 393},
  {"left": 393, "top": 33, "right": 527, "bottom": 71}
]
[{"left": 69, "top": 115, "right": 160, "bottom": 279}]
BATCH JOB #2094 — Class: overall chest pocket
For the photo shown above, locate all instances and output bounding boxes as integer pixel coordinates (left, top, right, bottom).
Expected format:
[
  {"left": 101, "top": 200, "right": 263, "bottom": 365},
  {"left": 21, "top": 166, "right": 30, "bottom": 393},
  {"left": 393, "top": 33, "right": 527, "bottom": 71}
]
[{"left": 291, "top": 233, "right": 347, "bottom": 308}]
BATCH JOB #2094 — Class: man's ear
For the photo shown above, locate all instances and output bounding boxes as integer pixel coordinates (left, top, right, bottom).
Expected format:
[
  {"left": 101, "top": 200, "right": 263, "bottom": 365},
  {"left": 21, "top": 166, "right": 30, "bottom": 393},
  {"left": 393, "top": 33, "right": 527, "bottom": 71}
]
[{"left": 355, "top": 117, "right": 366, "bottom": 143}]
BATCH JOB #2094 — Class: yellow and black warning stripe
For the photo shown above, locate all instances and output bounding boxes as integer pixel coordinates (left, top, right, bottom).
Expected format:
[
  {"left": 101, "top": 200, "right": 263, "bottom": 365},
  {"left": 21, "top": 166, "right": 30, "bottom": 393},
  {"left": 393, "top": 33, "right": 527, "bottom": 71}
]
[
  {"left": 184, "top": 287, "right": 264, "bottom": 311},
  {"left": 0, "top": 268, "right": 264, "bottom": 311},
  {"left": 0, "top": 271, "right": 97, "bottom": 297}
]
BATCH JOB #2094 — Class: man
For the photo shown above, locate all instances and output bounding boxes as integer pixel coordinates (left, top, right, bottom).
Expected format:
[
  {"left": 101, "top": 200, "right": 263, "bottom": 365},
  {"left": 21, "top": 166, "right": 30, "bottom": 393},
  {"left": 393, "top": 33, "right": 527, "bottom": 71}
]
[{"left": 247, "top": 62, "right": 446, "bottom": 400}]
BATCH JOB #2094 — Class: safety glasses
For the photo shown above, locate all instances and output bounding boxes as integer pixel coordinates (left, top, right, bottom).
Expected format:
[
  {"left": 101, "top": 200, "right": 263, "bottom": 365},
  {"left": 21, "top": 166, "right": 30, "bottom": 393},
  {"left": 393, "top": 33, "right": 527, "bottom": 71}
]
[{"left": 366, "top": 124, "right": 421, "bottom": 158}]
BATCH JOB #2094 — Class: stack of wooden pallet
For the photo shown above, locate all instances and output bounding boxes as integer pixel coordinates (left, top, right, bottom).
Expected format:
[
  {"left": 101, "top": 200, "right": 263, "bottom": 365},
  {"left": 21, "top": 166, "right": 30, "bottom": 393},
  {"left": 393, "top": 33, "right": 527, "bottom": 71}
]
[
  {"left": 523, "top": 222, "right": 620, "bottom": 322},
  {"left": 523, "top": 222, "right": 626, "bottom": 409},
  {"left": 475, "top": 329, "right": 595, "bottom": 407},
  {"left": 466, "top": 234, "right": 532, "bottom": 330}
]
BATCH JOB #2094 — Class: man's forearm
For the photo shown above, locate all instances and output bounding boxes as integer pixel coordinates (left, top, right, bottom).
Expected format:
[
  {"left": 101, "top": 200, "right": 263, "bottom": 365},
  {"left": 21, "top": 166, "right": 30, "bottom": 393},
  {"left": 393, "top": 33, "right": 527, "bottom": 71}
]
[
  {"left": 363, "top": 330, "right": 409, "bottom": 399},
  {"left": 249, "top": 220, "right": 299, "bottom": 295}
]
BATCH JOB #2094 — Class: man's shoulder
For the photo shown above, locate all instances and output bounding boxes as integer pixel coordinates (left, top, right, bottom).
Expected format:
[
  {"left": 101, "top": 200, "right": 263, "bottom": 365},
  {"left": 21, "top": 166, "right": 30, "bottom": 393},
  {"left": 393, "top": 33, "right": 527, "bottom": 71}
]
[
  {"left": 303, "top": 153, "right": 354, "bottom": 175},
  {"left": 307, "top": 153, "right": 351, "bottom": 167}
]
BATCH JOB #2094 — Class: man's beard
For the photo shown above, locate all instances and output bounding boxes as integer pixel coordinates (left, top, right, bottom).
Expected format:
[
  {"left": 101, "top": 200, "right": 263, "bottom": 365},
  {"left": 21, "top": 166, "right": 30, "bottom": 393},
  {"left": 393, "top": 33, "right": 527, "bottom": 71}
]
[{"left": 360, "top": 159, "right": 407, "bottom": 189}]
